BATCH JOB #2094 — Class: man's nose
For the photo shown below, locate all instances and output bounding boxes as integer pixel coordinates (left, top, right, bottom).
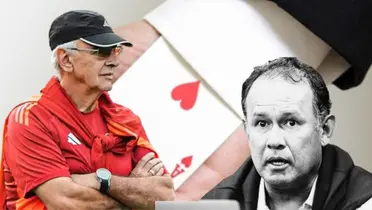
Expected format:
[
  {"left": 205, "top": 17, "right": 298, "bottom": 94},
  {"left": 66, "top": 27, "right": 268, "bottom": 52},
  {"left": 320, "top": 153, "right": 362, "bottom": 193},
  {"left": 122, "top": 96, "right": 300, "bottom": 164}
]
[
  {"left": 105, "top": 53, "right": 120, "bottom": 68},
  {"left": 266, "top": 126, "right": 286, "bottom": 150}
]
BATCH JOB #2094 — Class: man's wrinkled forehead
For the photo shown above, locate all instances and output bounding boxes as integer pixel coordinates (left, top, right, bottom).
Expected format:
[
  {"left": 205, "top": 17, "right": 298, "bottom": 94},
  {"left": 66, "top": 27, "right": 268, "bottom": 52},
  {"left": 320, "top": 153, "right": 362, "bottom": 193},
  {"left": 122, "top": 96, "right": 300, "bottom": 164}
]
[{"left": 245, "top": 77, "right": 314, "bottom": 115}]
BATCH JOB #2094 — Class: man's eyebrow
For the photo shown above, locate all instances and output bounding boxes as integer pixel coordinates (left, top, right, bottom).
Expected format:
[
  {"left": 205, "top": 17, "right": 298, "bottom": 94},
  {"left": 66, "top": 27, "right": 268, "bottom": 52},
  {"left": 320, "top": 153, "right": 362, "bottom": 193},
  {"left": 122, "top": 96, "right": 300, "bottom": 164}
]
[
  {"left": 252, "top": 112, "right": 269, "bottom": 117},
  {"left": 280, "top": 111, "right": 302, "bottom": 118},
  {"left": 252, "top": 110, "right": 303, "bottom": 118}
]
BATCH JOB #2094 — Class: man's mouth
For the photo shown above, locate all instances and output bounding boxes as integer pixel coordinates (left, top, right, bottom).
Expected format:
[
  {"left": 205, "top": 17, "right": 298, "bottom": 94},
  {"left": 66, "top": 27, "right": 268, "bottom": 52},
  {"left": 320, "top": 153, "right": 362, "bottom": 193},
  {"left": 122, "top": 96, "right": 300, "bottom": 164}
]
[
  {"left": 266, "top": 157, "right": 290, "bottom": 166},
  {"left": 100, "top": 73, "right": 113, "bottom": 76}
]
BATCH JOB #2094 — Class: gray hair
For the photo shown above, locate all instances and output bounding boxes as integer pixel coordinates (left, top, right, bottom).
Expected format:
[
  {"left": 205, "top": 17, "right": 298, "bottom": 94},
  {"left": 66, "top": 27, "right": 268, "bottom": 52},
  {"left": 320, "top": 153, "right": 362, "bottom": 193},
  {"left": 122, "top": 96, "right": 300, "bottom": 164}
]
[{"left": 51, "top": 40, "right": 77, "bottom": 71}]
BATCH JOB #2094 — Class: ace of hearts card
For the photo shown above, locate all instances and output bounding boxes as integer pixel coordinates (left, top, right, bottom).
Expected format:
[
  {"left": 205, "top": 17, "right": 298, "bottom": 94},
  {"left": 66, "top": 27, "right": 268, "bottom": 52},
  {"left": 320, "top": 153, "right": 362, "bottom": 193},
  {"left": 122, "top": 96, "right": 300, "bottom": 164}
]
[{"left": 110, "top": 37, "right": 242, "bottom": 189}]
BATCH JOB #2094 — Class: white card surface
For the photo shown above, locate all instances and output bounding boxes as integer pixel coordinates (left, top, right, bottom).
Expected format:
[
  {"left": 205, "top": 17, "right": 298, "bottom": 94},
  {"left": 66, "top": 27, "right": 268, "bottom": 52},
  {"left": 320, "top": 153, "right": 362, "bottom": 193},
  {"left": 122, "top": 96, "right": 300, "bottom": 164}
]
[
  {"left": 145, "top": 0, "right": 331, "bottom": 118},
  {"left": 110, "top": 37, "right": 241, "bottom": 189}
]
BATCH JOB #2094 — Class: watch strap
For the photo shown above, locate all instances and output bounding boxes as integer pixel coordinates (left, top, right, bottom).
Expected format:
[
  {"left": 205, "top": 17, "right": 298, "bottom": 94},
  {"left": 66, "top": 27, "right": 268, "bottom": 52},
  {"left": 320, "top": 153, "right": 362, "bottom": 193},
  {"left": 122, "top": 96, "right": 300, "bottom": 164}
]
[{"left": 99, "top": 178, "right": 109, "bottom": 194}]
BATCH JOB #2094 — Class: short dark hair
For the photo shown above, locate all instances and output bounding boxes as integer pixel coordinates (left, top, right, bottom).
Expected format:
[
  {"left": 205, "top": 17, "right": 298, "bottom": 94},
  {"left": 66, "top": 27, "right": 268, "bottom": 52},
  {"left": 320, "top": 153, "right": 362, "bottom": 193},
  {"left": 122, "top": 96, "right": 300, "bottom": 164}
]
[{"left": 241, "top": 57, "right": 332, "bottom": 123}]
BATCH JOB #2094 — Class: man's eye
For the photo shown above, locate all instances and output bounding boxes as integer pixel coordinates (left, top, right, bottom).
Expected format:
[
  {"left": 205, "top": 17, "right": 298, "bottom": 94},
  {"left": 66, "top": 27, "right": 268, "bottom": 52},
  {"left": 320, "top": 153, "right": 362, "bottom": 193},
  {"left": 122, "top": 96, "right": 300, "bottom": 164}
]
[
  {"left": 257, "top": 121, "right": 268, "bottom": 127},
  {"left": 285, "top": 120, "right": 298, "bottom": 127}
]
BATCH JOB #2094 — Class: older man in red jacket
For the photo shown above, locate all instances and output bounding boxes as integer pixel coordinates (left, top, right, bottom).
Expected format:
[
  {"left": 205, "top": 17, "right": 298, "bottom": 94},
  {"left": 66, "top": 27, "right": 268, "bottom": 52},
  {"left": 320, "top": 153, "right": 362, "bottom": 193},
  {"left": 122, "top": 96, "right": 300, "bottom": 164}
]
[{"left": 0, "top": 10, "right": 174, "bottom": 210}]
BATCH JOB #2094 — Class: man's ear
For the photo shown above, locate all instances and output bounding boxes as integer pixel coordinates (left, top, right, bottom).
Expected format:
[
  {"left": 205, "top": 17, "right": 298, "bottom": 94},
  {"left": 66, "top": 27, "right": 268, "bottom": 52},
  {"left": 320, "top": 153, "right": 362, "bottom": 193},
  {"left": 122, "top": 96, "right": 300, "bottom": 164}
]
[
  {"left": 57, "top": 48, "right": 73, "bottom": 72},
  {"left": 242, "top": 119, "right": 250, "bottom": 142},
  {"left": 242, "top": 119, "right": 247, "bottom": 132},
  {"left": 320, "top": 115, "right": 336, "bottom": 146}
]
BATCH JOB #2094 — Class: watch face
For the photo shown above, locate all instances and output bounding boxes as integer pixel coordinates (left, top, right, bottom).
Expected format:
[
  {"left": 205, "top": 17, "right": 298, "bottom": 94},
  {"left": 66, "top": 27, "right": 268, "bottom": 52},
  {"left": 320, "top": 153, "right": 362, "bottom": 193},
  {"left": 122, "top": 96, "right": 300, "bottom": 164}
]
[{"left": 97, "top": 168, "right": 111, "bottom": 180}]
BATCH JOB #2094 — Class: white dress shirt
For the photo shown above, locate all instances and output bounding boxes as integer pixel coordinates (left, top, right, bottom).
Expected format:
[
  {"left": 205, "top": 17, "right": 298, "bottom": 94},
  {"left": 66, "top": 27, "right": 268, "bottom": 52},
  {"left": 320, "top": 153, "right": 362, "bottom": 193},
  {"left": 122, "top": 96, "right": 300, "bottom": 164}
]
[{"left": 257, "top": 177, "right": 317, "bottom": 210}]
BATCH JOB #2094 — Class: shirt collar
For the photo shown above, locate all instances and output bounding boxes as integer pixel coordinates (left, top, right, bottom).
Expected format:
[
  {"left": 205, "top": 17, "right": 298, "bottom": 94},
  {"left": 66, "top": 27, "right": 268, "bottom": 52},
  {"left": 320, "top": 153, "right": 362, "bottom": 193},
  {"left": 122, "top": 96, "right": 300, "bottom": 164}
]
[{"left": 257, "top": 176, "right": 318, "bottom": 210}]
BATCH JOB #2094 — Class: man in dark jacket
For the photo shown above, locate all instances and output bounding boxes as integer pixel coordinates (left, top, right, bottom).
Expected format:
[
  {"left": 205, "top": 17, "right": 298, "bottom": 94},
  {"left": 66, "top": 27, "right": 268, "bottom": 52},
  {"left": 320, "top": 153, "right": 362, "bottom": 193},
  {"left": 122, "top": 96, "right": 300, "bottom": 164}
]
[
  {"left": 202, "top": 57, "right": 372, "bottom": 210},
  {"left": 269, "top": 0, "right": 372, "bottom": 90}
]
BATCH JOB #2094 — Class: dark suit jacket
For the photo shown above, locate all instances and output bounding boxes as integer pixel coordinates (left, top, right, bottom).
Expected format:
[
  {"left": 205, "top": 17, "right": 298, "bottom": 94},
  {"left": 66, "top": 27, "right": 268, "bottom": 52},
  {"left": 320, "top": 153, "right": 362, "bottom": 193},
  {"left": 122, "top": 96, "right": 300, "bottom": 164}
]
[{"left": 269, "top": 0, "right": 372, "bottom": 90}]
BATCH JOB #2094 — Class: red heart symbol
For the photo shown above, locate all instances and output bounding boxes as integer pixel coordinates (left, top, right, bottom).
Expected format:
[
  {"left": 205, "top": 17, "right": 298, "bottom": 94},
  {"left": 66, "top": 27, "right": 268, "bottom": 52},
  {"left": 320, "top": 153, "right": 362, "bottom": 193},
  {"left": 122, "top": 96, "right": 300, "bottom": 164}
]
[
  {"left": 171, "top": 81, "right": 200, "bottom": 110},
  {"left": 181, "top": 155, "right": 193, "bottom": 168}
]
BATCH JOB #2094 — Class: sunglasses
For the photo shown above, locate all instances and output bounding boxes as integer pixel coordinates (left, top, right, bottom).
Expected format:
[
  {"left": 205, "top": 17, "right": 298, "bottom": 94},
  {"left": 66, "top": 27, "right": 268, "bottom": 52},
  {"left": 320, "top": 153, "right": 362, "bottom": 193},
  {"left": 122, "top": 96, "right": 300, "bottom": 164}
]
[{"left": 66, "top": 45, "right": 123, "bottom": 57}]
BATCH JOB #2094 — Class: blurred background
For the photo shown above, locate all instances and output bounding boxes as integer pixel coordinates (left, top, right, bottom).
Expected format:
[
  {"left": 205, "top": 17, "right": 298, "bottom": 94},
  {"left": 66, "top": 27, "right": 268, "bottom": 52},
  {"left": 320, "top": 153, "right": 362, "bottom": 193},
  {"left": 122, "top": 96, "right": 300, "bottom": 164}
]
[{"left": 0, "top": 0, "right": 370, "bottom": 172}]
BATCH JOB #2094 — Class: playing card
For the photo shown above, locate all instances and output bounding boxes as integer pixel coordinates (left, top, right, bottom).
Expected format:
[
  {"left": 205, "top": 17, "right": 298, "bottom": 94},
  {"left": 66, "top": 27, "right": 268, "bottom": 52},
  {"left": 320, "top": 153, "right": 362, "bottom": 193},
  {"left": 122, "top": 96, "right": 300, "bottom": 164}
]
[
  {"left": 145, "top": 0, "right": 331, "bottom": 118},
  {"left": 109, "top": 37, "right": 242, "bottom": 189}
]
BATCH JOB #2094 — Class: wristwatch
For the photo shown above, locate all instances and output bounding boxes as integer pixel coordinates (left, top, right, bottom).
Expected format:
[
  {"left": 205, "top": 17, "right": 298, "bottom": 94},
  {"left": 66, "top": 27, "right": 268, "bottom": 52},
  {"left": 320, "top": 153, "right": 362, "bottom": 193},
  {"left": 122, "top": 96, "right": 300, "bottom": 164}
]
[{"left": 96, "top": 168, "right": 112, "bottom": 194}]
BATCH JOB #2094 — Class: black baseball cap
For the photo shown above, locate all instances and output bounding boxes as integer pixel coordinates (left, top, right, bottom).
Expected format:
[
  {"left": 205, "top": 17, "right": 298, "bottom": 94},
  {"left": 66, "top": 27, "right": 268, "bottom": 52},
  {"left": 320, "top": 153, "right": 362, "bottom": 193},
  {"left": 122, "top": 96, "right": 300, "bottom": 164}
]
[{"left": 49, "top": 10, "right": 133, "bottom": 50}]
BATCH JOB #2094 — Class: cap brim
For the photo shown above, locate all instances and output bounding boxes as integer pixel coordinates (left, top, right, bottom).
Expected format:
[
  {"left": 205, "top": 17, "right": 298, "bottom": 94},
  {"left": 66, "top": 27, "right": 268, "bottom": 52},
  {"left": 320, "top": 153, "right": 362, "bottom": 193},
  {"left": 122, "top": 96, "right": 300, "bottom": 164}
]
[{"left": 80, "top": 32, "right": 133, "bottom": 48}]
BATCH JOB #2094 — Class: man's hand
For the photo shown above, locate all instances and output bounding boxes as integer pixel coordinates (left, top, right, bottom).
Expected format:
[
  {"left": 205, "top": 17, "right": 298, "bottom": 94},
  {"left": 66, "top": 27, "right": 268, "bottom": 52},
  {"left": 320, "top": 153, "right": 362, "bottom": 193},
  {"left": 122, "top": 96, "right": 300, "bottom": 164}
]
[
  {"left": 71, "top": 172, "right": 175, "bottom": 210},
  {"left": 70, "top": 174, "right": 131, "bottom": 210},
  {"left": 110, "top": 174, "right": 175, "bottom": 210},
  {"left": 70, "top": 153, "right": 173, "bottom": 209},
  {"left": 130, "top": 152, "right": 165, "bottom": 177},
  {"left": 34, "top": 177, "right": 128, "bottom": 210}
]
